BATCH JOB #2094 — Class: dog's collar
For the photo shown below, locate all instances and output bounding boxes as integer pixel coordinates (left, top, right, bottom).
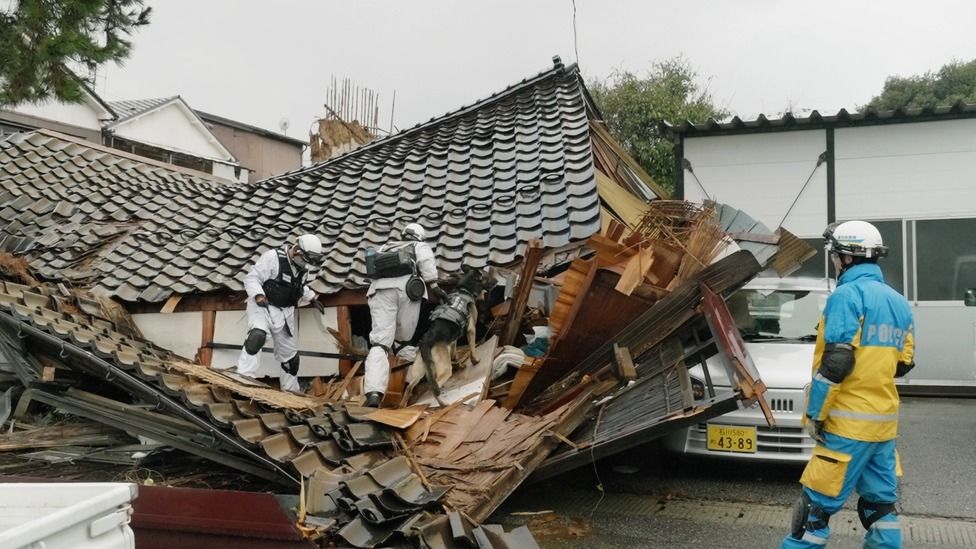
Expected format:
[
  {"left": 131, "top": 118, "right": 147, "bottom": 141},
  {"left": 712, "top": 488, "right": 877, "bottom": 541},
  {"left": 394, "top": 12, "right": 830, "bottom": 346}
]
[{"left": 457, "top": 288, "right": 477, "bottom": 297}]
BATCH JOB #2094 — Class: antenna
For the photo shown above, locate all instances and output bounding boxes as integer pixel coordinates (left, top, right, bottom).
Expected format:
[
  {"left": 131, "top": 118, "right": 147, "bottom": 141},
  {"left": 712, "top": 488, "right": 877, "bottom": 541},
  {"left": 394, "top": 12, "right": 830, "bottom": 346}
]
[{"left": 278, "top": 117, "right": 290, "bottom": 134}]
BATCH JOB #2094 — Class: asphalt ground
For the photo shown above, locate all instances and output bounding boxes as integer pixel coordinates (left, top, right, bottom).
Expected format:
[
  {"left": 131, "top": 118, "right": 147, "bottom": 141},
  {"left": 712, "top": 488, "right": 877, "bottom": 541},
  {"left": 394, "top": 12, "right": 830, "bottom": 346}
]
[{"left": 493, "top": 397, "right": 976, "bottom": 548}]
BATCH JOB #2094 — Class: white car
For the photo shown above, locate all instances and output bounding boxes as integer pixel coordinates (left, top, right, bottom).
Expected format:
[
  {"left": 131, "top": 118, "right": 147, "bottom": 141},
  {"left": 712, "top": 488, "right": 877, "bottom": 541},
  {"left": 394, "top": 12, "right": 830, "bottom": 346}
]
[{"left": 663, "top": 276, "right": 831, "bottom": 463}]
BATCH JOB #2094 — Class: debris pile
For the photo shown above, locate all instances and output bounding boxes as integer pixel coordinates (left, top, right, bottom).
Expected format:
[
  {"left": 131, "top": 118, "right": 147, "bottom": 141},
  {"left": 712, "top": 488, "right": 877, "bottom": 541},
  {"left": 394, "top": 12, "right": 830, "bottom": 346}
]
[{"left": 0, "top": 59, "right": 816, "bottom": 547}]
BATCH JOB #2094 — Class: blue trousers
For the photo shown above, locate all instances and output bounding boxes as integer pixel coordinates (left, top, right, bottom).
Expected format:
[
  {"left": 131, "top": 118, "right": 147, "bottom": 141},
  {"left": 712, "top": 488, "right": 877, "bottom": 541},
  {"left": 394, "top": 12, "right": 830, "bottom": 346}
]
[{"left": 782, "top": 433, "right": 901, "bottom": 548}]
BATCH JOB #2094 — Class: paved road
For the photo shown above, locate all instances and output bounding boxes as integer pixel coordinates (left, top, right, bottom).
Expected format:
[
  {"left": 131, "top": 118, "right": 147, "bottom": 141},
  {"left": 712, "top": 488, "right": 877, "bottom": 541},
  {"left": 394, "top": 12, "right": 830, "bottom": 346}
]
[{"left": 493, "top": 397, "right": 976, "bottom": 548}]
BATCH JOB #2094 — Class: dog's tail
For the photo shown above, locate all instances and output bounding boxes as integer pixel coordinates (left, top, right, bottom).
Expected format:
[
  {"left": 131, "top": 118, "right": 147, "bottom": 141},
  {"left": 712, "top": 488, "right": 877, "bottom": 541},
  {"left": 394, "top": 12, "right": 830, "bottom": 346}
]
[{"left": 419, "top": 333, "right": 441, "bottom": 397}]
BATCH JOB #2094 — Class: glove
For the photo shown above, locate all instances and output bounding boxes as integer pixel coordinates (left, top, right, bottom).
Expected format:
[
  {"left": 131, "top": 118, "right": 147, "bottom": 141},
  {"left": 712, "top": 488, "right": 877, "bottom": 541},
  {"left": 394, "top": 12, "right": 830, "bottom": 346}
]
[
  {"left": 806, "top": 416, "right": 825, "bottom": 444},
  {"left": 431, "top": 283, "right": 449, "bottom": 302},
  {"left": 895, "top": 361, "right": 915, "bottom": 377},
  {"left": 311, "top": 298, "right": 326, "bottom": 315},
  {"left": 254, "top": 294, "right": 269, "bottom": 308}
]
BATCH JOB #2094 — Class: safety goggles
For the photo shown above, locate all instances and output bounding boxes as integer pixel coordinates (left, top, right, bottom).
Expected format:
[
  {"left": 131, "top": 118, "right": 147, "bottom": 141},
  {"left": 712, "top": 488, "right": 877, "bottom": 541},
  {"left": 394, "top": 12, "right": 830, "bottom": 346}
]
[{"left": 297, "top": 248, "right": 324, "bottom": 266}]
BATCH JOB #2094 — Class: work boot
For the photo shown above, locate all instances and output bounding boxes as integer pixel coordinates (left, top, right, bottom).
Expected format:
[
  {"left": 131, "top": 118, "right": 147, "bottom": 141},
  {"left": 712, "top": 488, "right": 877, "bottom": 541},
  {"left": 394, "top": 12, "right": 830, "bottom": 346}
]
[{"left": 364, "top": 392, "right": 383, "bottom": 408}]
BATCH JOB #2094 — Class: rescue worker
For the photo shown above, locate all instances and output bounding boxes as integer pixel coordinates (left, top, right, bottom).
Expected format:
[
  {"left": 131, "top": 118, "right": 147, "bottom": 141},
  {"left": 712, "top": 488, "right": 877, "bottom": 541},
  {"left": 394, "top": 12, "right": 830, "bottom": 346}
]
[
  {"left": 783, "top": 220, "right": 915, "bottom": 549},
  {"left": 237, "top": 234, "right": 326, "bottom": 393},
  {"left": 363, "top": 223, "right": 447, "bottom": 407}
]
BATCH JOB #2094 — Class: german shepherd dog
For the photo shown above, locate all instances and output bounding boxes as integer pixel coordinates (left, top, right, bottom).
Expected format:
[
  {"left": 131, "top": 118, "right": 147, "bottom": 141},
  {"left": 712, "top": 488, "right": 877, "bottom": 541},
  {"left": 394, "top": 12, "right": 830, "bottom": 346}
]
[{"left": 401, "top": 267, "right": 488, "bottom": 406}]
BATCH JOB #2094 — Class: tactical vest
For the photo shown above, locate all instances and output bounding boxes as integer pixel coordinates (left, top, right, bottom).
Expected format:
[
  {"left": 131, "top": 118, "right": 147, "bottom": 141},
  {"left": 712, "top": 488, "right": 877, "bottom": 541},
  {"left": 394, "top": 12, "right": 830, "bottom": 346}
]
[
  {"left": 430, "top": 291, "right": 475, "bottom": 326},
  {"left": 261, "top": 249, "right": 306, "bottom": 307}
]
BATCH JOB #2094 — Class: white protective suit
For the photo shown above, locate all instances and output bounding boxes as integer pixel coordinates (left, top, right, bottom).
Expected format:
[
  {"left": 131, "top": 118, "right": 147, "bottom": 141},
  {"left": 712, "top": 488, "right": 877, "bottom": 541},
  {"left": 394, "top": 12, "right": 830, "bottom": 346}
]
[
  {"left": 363, "top": 240, "right": 439, "bottom": 395},
  {"left": 237, "top": 246, "right": 316, "bottom": 392}
]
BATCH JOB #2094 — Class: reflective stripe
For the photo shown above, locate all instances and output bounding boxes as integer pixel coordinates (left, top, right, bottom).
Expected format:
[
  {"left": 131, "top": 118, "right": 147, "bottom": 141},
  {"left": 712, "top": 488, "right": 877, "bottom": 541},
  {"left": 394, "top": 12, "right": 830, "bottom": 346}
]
[
  {"left": 829, "top": 409, "right": 899, "bottom": 422},
  {"left": 802, "top": 531, "right": 829, "bottom": 545},
  {"left": 871, "top": 520, "right": 901, "bottom": 530},
  {"left": 814, "top": 373, "right": 838, "bottom": 386}
]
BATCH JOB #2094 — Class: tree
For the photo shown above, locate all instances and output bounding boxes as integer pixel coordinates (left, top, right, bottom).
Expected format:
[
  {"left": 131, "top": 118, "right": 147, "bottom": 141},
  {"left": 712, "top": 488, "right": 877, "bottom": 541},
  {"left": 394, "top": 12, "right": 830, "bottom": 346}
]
[
  {"left": 0, "top": 0, "right": 151, "bottom": 106},
  {"left": 588, "top": 57, "right": 728, "bottom": 196},
  {"left": 865, "top": 58, "right": 976, "bottom": 111}
]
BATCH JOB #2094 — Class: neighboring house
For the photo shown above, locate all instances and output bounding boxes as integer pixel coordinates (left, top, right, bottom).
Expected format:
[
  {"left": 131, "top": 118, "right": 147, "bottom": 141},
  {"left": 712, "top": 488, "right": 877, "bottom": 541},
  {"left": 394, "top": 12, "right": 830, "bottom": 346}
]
[
  {"left": 0, "top": 81, "right": 116, "bottom": 142},
  {"left": 196, "top": 110, "right": 305, "bottom": 181},
  {"left": 0, "top": 58, "right": 662, "bottom": 383},
  {"left": 663, "top": 104, "right": 976, "bottom": 394},
  {"left": 1, "top": 76, "right": 299, "bottom": 183},
  {"left": 106, "top": 97, "right": 244, "bottom": 183}
]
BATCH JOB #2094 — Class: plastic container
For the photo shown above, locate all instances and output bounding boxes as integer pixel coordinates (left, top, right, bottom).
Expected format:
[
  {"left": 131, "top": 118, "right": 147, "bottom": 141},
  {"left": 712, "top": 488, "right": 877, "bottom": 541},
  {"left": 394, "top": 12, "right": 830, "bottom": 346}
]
[{"left": 0, "top": 482, "right": 138, "bottom": 549}]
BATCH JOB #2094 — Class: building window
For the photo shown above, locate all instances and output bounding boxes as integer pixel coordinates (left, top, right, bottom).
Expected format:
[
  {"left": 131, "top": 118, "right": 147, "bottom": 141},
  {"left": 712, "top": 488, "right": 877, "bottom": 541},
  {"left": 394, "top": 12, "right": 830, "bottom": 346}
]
[
  {"left": 793, "top": 238, "right": 827, "bottom": 279},
  {"left": 916, "top": 218, "right": 976, "bottom": 301},
  {"left": 872, "top": 220, "right": 904, "bottom": 295}
]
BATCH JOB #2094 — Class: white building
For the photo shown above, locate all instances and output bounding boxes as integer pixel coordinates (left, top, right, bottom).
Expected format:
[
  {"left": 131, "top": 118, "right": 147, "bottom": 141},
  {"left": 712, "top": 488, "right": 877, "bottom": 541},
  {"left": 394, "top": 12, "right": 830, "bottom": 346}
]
[{"left": 664, "top": 105, "right": 976, "bottom": 394}]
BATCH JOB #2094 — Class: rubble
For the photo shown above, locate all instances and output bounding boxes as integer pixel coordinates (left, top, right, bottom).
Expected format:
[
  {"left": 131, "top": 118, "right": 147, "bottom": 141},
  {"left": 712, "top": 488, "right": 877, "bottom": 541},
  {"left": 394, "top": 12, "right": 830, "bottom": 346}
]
[{"left": 0, "top": 58, "right": 816, "bottom": 547}]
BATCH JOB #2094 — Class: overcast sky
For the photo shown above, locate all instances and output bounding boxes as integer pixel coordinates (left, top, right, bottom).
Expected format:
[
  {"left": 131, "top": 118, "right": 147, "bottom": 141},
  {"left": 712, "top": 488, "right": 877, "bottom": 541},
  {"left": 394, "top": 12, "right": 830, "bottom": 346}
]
[{"left": 99, "top": 0, "right": 976, "bottom": 144}]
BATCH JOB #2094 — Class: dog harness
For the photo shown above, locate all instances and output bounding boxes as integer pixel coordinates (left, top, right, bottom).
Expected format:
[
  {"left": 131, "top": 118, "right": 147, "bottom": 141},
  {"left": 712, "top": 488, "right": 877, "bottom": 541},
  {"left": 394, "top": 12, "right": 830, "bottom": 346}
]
[{"left": 429, "top": 291, "right": 475, "bottom": 326}]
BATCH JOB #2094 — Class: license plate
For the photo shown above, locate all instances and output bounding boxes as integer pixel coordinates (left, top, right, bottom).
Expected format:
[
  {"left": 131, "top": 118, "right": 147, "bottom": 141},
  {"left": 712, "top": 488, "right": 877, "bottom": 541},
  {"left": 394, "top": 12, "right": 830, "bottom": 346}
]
[{"left": 706, "top": 424, "right": 757, "bottom": 453}]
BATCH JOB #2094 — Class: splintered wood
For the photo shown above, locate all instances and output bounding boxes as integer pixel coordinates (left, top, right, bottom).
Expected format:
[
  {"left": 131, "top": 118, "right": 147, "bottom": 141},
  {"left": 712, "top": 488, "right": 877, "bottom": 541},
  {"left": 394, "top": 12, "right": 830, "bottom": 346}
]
[
  {"left": 0, "top": 421, "right": 131, "bottom": 452},
  {"left": 631, "top": 200, "right": 726, "bottom": 288},
  {"left": 164, "top": 360, "right": 325, "bottom": 411},
  {"left": 407, "top": 391, "right": 595, "bottom": 523}
]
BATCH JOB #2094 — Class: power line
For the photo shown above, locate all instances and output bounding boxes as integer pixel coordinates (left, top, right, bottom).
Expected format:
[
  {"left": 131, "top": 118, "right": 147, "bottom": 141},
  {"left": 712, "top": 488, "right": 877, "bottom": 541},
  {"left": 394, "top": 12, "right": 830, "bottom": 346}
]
[{"left": 572, "top": 0, "right": 580, "bottom": 67}]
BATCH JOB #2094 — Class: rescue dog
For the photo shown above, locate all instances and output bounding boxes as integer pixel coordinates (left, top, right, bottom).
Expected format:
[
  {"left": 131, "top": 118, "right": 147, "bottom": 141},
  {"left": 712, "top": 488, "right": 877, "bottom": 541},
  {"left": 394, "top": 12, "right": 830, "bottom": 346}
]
[{"left": 401, "top": 266, "right": 489, "bottom": 406}]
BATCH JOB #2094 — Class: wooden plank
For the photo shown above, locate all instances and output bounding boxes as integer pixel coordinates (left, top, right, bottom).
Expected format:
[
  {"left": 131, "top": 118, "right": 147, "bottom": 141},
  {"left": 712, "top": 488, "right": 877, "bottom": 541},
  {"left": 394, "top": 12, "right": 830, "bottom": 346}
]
[
  {"left": 198, "top": 310, "right": 216, "bottom": 367},
  {"left": 606, "top": 218, "right": 626, "bottom": 242},
  {"left": 500, "top": 240, "right": 543, "bottom": 346},
  {"left": 160, "top": 294, "right": 183, "bottom": 314},
  {"left": 613, "top": 344, "right": 638, "bottom": 381},
  {"left": 366, "top": 404, "right": 428, "bottom": 429},
  {"left": 614, "top": 245, "right": 655, "bottom": 296},
  {"left": 336, "top": 305, "right": 353, "bottom": 376},
  {"left": 551, "top": 259, "right": 599, "bottom": 350},
  {"left": 590, "top": 120, "right": 670, "bottom": 199},
  {"left": 501, "top": 357, "right": 540, "bottom": 410}
]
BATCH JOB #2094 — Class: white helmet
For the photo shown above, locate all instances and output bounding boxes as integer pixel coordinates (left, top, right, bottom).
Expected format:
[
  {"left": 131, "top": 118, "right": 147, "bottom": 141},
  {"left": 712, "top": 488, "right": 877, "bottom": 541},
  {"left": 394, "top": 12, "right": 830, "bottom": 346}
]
[
  {"left": 295, "top": 234, "right": 324, "bottom": 265},
  {"left": 402, "top": 223, "right": 425, "bottom": 241},
  {"left": 824, "top": 220, "right": 888, "bottom": 259}
]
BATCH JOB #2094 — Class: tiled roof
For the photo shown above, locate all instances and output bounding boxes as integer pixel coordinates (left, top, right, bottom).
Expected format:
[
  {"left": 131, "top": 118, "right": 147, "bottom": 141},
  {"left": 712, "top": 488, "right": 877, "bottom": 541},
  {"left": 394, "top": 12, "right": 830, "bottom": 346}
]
[
  {"left": 0, "top": 61, "right": 602, "bottom": 301},
  {"left": 107, "top": 97, "right": 179, "bottom": 123},
  {"left": 0, "top": 279, "right": 562, "bottom": 544},
  {"left": 661, "top": 100, "right": 976, "bottom": 138}
]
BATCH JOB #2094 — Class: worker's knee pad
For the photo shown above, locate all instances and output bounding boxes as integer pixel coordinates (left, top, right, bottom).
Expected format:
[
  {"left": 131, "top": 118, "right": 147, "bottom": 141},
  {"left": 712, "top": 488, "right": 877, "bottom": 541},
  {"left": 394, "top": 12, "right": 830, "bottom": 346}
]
[
  {"left": 281, "top": 354, "right": 300, "bottom": 376},
  {"left": 244, "top": 329, "right": 266, "bottom": 355},
  {"left": 857, "top": 497, "right": 896, "bottom": 530},
  {"left": 791, "top": 493, "right": 830, "bottom": 539}
]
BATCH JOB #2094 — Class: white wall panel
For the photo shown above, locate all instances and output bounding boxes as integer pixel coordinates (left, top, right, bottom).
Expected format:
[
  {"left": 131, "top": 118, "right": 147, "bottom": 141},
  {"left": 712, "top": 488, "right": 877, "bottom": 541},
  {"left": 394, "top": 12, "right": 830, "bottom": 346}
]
[
  {"left": 15, "top": 97, "right": 104, "bottom": 130},
  {"left": 114, "top": 103, "right": 229, "bottom": 160},
  {"left": 132, "top": 312, "right": 202, "bottom": 360},
  {"left": 211, "top": 307, "right": 339, "bottom": 378},
  {"left": 684, "top": 130, "right": 828, "bottom": 236},
  {"left": 836, "top": 119, "right": 976, "bottom": 220}
]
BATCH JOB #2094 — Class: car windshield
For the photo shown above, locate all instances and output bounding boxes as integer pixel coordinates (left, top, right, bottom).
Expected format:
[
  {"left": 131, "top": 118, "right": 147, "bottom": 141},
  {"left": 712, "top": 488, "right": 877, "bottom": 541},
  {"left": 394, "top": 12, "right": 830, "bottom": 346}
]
[{"left": 727, "top": 287, "right": 828, "bottom": 341}]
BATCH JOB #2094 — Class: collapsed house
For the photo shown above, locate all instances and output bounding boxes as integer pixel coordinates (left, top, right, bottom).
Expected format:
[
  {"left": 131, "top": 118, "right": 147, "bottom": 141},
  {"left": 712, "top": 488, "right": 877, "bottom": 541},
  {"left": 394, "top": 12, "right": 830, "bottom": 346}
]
[{"left": 0, "top": 58, "right": 813, "bottom": 548}]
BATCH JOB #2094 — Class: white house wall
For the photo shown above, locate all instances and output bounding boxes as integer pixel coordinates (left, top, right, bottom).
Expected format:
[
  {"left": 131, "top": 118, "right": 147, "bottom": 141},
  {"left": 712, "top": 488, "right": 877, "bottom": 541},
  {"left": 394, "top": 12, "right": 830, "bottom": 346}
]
[
  {"left": 835, "top": 118, "right": 976, "bottom": 220},
  {"left": 113, "top": 103, "right": 229, "bottom": 161},
  {"left": 14, "top": 97, "right": 105, "bottom": 131},
  {"left": 211, "top": 308, "right": 339, "bottom": 378},
  {"left": 683, "top": 130, "right": 828, "bottom": 237},
  {"left": 131, "top": 312, "right": 203, "bottom": 361}
]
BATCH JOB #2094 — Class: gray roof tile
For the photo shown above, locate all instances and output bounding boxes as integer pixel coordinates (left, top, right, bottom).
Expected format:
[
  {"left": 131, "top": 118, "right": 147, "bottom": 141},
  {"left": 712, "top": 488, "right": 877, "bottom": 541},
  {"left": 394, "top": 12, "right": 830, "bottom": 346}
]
[{"left": 0, "top": 62, "right": 653, "bottom": 301}]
